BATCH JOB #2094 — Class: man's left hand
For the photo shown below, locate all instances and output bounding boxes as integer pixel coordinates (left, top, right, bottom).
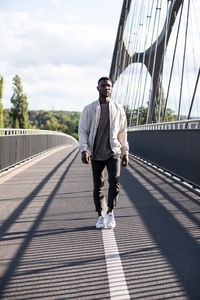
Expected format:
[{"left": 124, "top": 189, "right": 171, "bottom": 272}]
[{"left": 121, "top": 154, "right": 129, "bottom": 167}]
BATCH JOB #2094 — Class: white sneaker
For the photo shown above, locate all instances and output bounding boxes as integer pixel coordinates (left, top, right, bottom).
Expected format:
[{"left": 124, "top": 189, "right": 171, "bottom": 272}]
[
  {"left": 96, "top": 216, "right": 105, "bottom": 229},
  {"left": 107, "top": 213, "right": 116, "bottom": 229}
]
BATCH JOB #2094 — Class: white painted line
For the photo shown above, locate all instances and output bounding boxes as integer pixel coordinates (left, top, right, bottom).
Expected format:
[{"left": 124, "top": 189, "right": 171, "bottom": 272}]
[
  {"left": 102, "top": 229, "right": 130, "bottom": 300},
  {"left": 0, "top": 145, "right": 70, "bottom": 184}
]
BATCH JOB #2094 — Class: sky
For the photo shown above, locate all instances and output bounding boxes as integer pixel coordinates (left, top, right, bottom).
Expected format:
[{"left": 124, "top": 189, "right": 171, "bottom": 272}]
[
  {"left": 113, "top": 0, "right": 200, "bottom": 118},
  {"left": 0, "top": 0, "right": 123, "bottom": 112}
]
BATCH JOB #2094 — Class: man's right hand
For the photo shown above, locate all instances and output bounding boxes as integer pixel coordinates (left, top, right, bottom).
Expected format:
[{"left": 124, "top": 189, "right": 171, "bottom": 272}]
[{"left": 81, "top": 151, "right": 90, "bottom": 164}]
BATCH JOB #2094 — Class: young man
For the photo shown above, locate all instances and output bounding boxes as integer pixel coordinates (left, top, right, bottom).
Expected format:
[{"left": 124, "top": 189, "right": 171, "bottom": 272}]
[{"left": 78, "top": 76, "right": 129, "bottom": 229}]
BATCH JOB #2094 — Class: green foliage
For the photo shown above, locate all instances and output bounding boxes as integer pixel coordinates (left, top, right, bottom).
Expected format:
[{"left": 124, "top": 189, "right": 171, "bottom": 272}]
[
  {"left": 124, "top": 105, "right": 148, "bottom": 126},
  {"left": 2, "top": 74, "right": 79, "bottom": 139},
  {"left": 3, "top": 109, "right": 12, "bottom": 127},
  {"left": 124, "top": 105, "right": 176, "bottom": 126},
  {"left": 0, "top": 76, "right": 4, "bottom": 128},
  {"left": 4, "top": 109, "right": 80, "bottom": 139},
  {"left": 124, "top": 80, "right": 176, "bottom": 125},
  {"left": 28, "top": 110, "right": 81, "bottom": 139},
  {"left": 163, "top": 108, "right": 177, "bottom": 122},
  {"left": 10, "top": 75, "right": 29, "bottom": 128},
  {"left": 153, "top": 82, "right": 176, "bottom": 123},
  {"left": 153, "top": 83, "right": 166, "bottom": 122}
]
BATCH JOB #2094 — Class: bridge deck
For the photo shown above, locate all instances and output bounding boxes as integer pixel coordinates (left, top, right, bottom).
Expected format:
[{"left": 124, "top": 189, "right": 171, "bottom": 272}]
[{"left": 0, "top": 145, "right": 199, "bottom": 300}]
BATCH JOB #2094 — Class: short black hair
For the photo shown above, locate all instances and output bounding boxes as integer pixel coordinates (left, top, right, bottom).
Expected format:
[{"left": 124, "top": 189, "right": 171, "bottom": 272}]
[{"left": 98, "top": 76, "right": 112, "bottom": 85}]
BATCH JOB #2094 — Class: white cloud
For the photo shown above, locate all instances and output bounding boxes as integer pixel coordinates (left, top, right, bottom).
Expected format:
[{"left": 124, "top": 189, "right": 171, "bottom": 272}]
[
  {"left": 2, "top": 63, "right": 108, "bottom": 111},
  {"left": 0, "top": 0, "right": 123, "bottom": 111}
]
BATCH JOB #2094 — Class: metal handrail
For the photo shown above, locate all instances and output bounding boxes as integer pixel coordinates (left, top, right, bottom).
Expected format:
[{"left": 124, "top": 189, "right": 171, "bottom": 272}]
[
  {"left": 0, "top": 128, "right": 74, "bottom": 137},
  {"left": 128, "top": 119, "right": 200, "bottom": 131}
]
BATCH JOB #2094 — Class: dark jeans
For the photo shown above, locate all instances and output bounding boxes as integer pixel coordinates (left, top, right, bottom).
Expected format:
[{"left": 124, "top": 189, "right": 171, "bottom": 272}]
[{"left": 91, "top": 156, "right": 121, "bottom": 213}]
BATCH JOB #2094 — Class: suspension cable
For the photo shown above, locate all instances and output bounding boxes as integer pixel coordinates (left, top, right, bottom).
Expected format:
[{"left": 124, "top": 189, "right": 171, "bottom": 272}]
[
  {"left": 146, "top": 0, "right": 162, "bottom": 123},
  {"left": 163, "top": 3, "right": 184, "bottom": 121},
  {"left": 129, "top": 0, "right": 156, "bottom": 126},
  {"left": 127, "top": 0, "right": 146, "bottom": 125},
  {"left": 123, "top": 1, "right": 137, "bottom": 111},
  {"left": 131, "top": 3, "right": 146, "bottom": 124},
  {"left": 137, "top": 0, "right": 153, "bottom": 124},
  {"left": 139, "top": 0, "right": 155, "bottom": 124},
  {"left": 177, "top": 0, "right": 191, "bottom": 120},
  {"left": 187, "top": 67, "right": 200, "bottom": 121},
  {"left": 158, "top": 0, "right": 172, "bottom": 122}
]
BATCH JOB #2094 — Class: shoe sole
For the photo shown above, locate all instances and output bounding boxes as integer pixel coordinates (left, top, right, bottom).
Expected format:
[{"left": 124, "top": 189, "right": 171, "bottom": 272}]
[
  {"left": 107, "top": 223, "right": 116, "bottom": 229},
  {"left": 96, "top": 224, "right": 105, "bottom": 229}
]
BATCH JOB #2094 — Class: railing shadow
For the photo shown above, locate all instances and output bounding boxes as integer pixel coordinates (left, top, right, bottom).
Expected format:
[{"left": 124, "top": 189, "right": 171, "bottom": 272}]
[
  {"left": 0, "top": 147, "right": 80, "bottom": 297},
  {"left": 0, "top": 147, "right": 78, "bottom": 239},
  {"left": 120, "top": 159, "right": 200, "bottom": 299}
]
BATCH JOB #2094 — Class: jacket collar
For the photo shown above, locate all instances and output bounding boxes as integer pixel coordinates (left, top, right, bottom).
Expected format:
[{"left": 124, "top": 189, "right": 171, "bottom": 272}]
[{"left": 95, "top": 98, "right": 113, "bottom": 107}]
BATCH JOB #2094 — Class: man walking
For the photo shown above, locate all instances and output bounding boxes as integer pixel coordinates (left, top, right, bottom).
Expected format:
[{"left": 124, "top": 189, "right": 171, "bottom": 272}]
[{"left": 78, "top": 76, "right": 129, "bottom": 229}]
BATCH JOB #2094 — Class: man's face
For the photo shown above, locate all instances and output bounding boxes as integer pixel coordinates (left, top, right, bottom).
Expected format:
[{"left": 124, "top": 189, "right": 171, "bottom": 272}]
[{"left": 97, "top": 79, "right": 112, "bottom": 98}]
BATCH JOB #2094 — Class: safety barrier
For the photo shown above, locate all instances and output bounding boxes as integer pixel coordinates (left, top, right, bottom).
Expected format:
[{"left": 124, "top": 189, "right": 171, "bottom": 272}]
[
  {"left": 128, "top": 120, "right": 200, "bottom": 189},
  {"left": 0, "top": 129, "right": 78, "bottom": 172}
]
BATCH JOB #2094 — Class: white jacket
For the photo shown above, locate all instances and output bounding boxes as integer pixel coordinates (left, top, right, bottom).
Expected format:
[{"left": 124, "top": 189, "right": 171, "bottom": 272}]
[{"left": 78, "top": 99, "right": 129, "bottom": 156}]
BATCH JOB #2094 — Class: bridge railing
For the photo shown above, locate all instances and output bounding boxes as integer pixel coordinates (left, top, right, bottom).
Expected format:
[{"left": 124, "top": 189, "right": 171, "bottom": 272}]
[
  {"left": 128, "top": 119, "right": 200, "bottom": 190},
  {"left": 128, "top": 119, "right": 200, "bottom": 131},
  {"left": 0, "top": 129, "right": 78, "bottom": 172}
]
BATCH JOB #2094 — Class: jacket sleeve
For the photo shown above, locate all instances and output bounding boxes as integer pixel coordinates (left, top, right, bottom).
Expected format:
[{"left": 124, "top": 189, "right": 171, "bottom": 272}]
[
  {"left": 78, "top": 107, "right": 90, "bottom": 153},
  {"left": 118, "top": 107, "right": 129, "bottom": 156}
]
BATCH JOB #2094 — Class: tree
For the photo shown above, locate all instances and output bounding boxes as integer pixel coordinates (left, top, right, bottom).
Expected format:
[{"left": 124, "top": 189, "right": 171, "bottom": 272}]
[
  {"left": 3, "top": 109, "right": 12, "bottom": 128},
  {"left": 124, "top": 105, "right": 148, "bottom": 126},
  {"left": 124, "top": 104, "right": 176, "bottom": 127},
  {"left": 10, "top": 75, "right": 29, "bottom": 128},
  {"left": 28, "top": 110, "right": 80, "bottom": 139},
  {"left": 0, "top": 76, "right": 4, "bottom": 128},
  {"left": 163, "top": 108, "right": 176, "bottom": 122}
]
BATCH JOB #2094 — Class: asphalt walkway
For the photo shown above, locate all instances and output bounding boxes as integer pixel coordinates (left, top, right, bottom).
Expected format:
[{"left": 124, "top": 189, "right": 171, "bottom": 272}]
[{"left": 0, "top": 145, "right": 199, "bottom": 300}]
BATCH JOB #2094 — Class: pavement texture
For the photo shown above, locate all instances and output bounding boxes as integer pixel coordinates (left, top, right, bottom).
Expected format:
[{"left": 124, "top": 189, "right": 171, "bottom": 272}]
[{"left": 0, "top": 145, "right": 199, "bottom": 300}]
